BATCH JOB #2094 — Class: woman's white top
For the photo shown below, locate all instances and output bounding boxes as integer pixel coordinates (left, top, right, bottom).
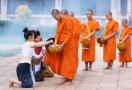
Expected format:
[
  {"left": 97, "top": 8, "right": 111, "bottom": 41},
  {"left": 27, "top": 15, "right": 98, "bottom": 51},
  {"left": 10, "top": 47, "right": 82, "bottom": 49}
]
[{"left": 19, "top": 41, "right": 35, "bottom": 64}]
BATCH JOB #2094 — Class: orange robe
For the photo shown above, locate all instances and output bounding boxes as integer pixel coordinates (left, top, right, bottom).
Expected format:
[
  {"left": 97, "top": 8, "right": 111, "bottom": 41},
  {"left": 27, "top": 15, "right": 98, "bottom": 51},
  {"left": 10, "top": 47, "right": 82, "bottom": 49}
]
[
  {"left": 44, "top": 16, "right": 76, "bottom": 80},
  {"left": 119, "top": 26, "right": 132, "bottom": 62},
  {"left": 103, "top": 19, "right": 118, "bottom": 63},
  {"left": 82, "top": 19, "right": 100, "bottom": 62},
  {"left": 70, "top": 17, "right": 82, "bottom": 70}
]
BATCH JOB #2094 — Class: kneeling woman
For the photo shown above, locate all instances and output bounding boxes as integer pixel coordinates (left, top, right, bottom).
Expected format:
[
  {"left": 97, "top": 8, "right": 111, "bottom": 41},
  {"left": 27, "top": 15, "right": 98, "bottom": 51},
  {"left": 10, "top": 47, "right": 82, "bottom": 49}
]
[{"left": 9, "top": 27, "right": 53, "bottom": 88}]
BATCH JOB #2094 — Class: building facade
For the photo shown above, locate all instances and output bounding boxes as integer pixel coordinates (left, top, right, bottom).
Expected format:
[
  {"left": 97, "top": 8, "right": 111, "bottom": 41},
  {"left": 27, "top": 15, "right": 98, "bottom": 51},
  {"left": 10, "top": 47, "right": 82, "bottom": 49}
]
[{"left": 0, "top": 0, "right": 132, "bottom": 26}]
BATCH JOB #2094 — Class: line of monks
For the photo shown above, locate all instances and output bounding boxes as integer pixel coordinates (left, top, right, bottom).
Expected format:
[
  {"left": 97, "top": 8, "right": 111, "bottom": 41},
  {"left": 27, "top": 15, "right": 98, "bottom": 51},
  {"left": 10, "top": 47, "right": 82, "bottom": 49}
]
[{"left": 44, "top": 9, "right": 132, "bottom": 85}]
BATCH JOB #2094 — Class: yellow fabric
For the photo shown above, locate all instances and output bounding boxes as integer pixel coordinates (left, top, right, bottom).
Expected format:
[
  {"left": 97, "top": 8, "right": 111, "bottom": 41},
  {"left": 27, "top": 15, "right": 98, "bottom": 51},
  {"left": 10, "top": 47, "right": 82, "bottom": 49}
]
[
  {"left": 80, "top": 21, "right": 91, "bottom": 45},
  {"left": 103, "top": 23, "right": 107, "bottom": 36}
]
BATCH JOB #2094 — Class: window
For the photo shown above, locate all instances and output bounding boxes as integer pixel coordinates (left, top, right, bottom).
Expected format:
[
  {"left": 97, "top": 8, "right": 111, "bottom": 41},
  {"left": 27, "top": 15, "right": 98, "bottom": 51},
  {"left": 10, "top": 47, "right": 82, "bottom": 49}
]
[
  {"left": 7, "top": 0, "right": 55, "bottom": 14},
  {"left": 121, "top": 0, "right": 127, "bottom": 16}
]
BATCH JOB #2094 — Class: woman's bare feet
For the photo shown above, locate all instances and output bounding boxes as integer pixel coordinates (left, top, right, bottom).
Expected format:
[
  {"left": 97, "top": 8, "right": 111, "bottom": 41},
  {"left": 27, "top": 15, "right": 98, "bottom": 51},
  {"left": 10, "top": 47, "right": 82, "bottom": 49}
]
[{"left": 9, "top": 79, "right": 14, "bottom": 88}]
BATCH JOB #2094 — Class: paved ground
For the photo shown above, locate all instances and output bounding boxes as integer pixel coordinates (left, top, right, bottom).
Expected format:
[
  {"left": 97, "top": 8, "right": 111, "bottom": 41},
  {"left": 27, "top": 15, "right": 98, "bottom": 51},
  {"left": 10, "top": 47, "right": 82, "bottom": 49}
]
[{"left": 0, "top": 45, "right": 132, "bottom": 90}]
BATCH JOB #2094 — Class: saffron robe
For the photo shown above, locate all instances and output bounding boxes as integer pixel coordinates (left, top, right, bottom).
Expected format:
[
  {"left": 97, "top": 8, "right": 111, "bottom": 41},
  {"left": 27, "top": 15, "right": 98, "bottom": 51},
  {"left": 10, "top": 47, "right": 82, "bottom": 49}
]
[
  {"left": 82, "top": 19, "right": 100, "bottom": 62},
  {"left": 103, "top": 19, "right": 118, "bottom": 63},
  {"left": 119, "top": 26, "right": 132, "bottom": 62},
  {"left": 44, "top": 16, "right": 76, "bottom": 80},
  {"left": 70, "top": 17, "right": 82, "bottom": 71}
]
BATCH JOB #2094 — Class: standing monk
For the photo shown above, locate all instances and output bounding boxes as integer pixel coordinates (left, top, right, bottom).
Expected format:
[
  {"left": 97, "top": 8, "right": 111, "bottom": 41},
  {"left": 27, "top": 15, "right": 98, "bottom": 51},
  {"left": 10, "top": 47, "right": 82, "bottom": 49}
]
[
  {"left": 61, "top": 9, "right": 82, "bottom": 72},
  {"left": 44, "top": 9, "right": 76, "bottom": 85},
  {"left": 81, "top": 9, "right": 100, "bottom": 71},
  {"left": 98, "top": 11, "right": 119, "bottom": 70},
  {"left": 118, "top": 19, "right": 132, "bottom": 67}
]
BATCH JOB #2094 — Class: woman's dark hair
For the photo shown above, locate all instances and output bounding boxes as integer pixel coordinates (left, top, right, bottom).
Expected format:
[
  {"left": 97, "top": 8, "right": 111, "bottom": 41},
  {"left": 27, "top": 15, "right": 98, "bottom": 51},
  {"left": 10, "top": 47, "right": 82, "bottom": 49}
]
[
  {"left": 34, "top": 30, "right": 40, "bottom": 39},
  {"left": 23, "top": 27, "right": 34, "bottom": 40}
]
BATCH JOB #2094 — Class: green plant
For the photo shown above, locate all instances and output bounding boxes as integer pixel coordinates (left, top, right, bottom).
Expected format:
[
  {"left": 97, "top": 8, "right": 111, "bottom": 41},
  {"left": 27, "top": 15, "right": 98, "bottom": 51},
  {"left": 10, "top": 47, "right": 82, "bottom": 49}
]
[
  {"left": 15, "top": 5, "right": 32, "bottom": 27},
  {"left": 0, "top": 20, "right": 24, "bottom": 36}
]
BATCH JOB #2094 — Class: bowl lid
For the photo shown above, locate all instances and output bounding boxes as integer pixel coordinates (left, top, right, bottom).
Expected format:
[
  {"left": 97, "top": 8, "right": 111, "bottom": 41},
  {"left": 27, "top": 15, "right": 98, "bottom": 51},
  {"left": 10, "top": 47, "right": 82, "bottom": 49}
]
[{"left": 45, "top": 38, "right": 55, "bottom": 50}]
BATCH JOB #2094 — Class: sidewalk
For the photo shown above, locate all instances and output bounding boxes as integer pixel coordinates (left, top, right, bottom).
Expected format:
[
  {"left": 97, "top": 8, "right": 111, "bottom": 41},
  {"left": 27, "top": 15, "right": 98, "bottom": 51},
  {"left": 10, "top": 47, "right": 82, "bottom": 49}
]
[{"left": 0, "top": 46, "right": 132, "bottom": 90}]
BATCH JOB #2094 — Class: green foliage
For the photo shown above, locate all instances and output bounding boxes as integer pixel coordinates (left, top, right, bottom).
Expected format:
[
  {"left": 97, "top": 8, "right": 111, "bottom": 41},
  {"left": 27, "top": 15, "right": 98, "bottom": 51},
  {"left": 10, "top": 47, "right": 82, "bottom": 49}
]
[
  {"left": 15, "top": 5, "right": 32, "bottom": 27},
  {"left": 0, "top": 20, "right": 24, "bottom": 35}
]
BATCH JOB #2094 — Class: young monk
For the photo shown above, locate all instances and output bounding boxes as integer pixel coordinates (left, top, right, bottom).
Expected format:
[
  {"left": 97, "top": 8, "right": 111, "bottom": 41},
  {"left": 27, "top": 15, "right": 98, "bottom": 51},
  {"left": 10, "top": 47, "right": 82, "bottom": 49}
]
[
  {"left": 81, "top": 9, "right": 100, "bottom": 71},
  {"left": 44, "top": 9, "right": 76, "bottom": 85},
  {"left": 61, "top": 9, "right": 82, "bottom": 72},
  {"left": 118, "top": 18, "right": 132, "bottom": 67},
  {"left": 98, "top": 11, "right": 119, "bottom": 70}
]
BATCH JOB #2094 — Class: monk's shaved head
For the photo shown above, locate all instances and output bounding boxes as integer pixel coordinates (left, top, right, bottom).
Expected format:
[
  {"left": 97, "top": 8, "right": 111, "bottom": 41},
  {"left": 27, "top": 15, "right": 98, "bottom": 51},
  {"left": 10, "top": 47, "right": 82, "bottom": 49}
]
[
  {"left": 122, "top": 18, "right": 128, "bottom": 27},
  {"left": 51, "top": 9, "right": 62, "bottom": 21},
  {"left": 106, "top": 11, "right": 112, "bottom": 16},
  {"left": 61, "top": 9, "right": 69, "bottom": 16},
  {"left": 86, "top": 9, "right": 93, "bottom": 20},
  {"left": 105, "top": 11, "right": 113, "bottom": 21},
  {"left": 122, "top": 18, "right": 128, "bottom": 23},
  {"left": 51, "top": 9, "right": 60, "bottom": 15},
  {"left": 69, "top": 11, "right": 74, "bottom": 17},
  {"left": 87, "top": 9, "right": 93, "bottom": 15}
]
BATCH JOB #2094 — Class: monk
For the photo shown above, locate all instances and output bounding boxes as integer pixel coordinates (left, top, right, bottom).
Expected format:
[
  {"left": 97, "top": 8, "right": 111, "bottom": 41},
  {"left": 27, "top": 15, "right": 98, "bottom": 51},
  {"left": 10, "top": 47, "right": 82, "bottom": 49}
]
[
  {"left": 81, "top": 9, "right": 100, "bottom": 71},
  {"left": 118, "top": 18, "right": 132, "bottom": 67},
  {"left": 44, "top": 9, "right": 76, "bottom": 85},
  {"left": 98, "top": 11, "right": 119, "bottom": 70},
  {"left": 61, "top": 9, "right": 82, "bottom": 72},
  {"left": 69, "top": 11, "right": 74, "bottom": 17}
]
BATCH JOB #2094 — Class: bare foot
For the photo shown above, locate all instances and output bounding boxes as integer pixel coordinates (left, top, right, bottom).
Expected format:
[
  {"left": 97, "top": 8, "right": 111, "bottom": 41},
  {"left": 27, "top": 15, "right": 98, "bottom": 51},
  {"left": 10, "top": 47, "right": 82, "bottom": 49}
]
[
  {"left": 119, "top": 65, "right": 124, "bottom": 67},
  {"left": 82, "top": 68, "right": 88, "bottom": 71},
  {"left": 88, "top": 68, "right": 92, "bottom": 71},
  {"left": 9, "top": 79, "right": 14, "bottom": 88},
  {"left": 109, "top": 67, "right": 113, "bottom": 70},
  {"left": 123, "top": 65, "right": 128, "bottom": 68},
  {"left": 64, "top": 80, "right": 73, "bottom": 85},
  {"left": 62, "top": 77, "right": 66, "bottom": 79},
  {"left": 103, "top": 66, "right": 109, "bottom": 70},
  {"left": 60, "top": 79, "right": 68, "bottom": 84}
]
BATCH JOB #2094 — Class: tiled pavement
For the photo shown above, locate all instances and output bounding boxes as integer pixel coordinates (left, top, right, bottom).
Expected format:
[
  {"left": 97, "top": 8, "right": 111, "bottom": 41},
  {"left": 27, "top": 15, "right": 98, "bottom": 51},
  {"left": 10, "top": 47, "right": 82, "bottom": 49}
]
[{"left": 0, "top": 46, "right": 132, "bottom": 90}]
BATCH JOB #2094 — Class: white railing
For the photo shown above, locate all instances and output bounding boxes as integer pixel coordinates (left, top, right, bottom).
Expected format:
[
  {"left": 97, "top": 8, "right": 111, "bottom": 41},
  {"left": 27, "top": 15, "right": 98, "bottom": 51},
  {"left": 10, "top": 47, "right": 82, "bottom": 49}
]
[{"left": 0, "top": 14, "right": 127, "bottom": 27}]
